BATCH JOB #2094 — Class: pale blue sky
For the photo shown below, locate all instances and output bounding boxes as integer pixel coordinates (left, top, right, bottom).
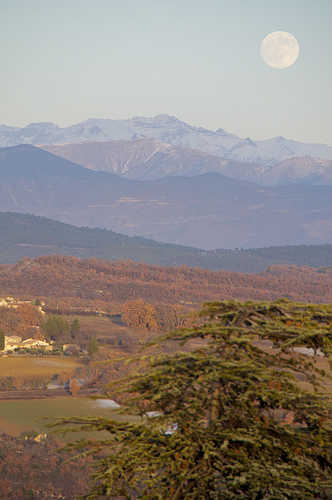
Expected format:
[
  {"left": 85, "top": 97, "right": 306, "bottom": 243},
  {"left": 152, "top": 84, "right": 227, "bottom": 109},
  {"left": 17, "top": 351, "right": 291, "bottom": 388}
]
[{"left": 1, "top": 0, "right": 331, "bottom": 145}]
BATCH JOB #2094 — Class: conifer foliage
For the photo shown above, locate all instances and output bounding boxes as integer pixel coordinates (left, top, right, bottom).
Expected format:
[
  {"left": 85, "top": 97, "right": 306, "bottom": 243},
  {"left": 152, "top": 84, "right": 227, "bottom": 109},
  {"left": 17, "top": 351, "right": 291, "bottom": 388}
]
[
  {"left": 0, "top": 328, "right": 5, "bottom": 351},
  {"left": 55, "top": 299, "right": 332, "bottom": 499}
]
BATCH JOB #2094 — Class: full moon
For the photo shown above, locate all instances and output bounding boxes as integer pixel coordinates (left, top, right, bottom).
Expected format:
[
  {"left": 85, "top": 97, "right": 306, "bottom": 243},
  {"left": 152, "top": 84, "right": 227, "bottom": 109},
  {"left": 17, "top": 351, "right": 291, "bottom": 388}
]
[{"left": 261, "top": 31, "right": 299, "bottom": 69}]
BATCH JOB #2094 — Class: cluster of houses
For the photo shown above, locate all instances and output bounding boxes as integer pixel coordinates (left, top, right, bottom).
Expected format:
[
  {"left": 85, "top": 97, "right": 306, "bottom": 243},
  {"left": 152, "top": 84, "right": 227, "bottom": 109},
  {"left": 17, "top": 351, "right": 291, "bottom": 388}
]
[
  {"left": 0, "top": 296, "right": 51, "bottom": 353},
  {"left": 3, "top": 335, "right": 53, "bottom": 352},
  {"left": 0, "top": 297, "right": 83, "bottom": 355},
  {"left": 0, "top": 297, "right": 20, "bottom": 309},
  {"left": 0, "top": 296, "right": 45, "bottom": 314}
]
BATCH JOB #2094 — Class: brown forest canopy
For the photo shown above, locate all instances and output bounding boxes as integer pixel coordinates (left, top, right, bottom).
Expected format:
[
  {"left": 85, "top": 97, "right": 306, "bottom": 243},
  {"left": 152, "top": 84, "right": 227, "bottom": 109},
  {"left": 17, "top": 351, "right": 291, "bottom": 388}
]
[
  {"left": 0, "top": 256, "right": 331, "bottom": 309},
  {"left": 0, "top": 302, "right": 44, "bottom": 339}
]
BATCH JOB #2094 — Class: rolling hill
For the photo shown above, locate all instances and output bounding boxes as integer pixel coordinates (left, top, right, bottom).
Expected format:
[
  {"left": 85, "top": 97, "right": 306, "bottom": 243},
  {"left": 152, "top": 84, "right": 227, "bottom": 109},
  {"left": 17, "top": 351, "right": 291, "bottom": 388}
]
[{"left": 0, "top": 255, "right": 331, "bottom": 308}]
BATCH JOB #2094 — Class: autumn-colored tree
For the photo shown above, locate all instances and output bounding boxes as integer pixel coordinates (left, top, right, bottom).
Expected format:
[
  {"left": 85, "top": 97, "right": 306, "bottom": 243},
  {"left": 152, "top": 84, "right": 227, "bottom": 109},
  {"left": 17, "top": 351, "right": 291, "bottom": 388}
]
[
  {"left": 0, "top": 433, "right": 94, "bottom": 498},
  {"left": 54, "top": 299, "right": 332, "bottom": 499},
  {"left": 18, "top": 303, "right": 44, "bottom": 326},
  {"left": 154, "top": 303, "right": 194, "bottom": 332},
  {"left": 0, "top": 478, "right": 13, "bottom": 498},
  {"left": 70, "top": 378, "right": 80, "bottom": 398},
  {"left": 57, "top": 370, "right": 75, "bottom": 387},
  {"left": 122, "top": 300, "right": 157, "bottom": 334}
]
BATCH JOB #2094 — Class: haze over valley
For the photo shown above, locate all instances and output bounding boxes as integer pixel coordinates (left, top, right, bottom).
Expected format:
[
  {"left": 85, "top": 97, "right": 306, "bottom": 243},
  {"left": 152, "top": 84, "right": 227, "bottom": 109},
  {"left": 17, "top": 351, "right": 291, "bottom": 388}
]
[{"left": 0, "top": 137, "right": 332, "bottom": 249}]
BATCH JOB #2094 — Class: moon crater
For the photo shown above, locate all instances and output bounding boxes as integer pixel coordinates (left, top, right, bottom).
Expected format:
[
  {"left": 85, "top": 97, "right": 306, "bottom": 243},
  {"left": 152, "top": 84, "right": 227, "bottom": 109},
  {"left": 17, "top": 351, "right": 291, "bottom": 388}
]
[{"left": 261, "top": 31, "right": 299, "bottom": 69}]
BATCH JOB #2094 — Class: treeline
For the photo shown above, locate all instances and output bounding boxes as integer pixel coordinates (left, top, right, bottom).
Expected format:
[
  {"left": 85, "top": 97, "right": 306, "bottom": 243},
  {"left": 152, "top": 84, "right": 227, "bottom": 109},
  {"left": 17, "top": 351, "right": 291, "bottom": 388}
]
[
  {"left": 0, "top": 256, "right": 331, "bottom": 311},
  {"left": 249, "top": 243, "right": 332, "bottom": 268}
]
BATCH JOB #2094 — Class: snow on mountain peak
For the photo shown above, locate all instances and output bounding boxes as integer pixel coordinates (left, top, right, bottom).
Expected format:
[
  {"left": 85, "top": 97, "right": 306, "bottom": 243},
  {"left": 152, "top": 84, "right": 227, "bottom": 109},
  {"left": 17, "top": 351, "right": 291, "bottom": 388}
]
[
  {"left": 244, "top": 138, "right": 257, "bottom": 147},
  {"left": 0, "top": 115, "right": 331, "bottom": 166},
  {"left": 129, "top": 114, "right": 177, "bottom": 125}
]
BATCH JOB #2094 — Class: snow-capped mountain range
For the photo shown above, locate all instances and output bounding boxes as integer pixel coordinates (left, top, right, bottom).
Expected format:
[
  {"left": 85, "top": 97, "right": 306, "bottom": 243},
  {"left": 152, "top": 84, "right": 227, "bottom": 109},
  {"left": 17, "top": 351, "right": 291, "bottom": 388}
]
[{"left": 1, "top": 114, "right": 332, "bottom": 166}]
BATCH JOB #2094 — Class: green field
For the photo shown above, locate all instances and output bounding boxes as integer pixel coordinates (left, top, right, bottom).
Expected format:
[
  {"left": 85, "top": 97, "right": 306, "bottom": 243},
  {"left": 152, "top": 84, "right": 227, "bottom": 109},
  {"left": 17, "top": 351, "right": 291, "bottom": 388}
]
[{"left": 0, "top": 397, "right": 132, "bottom": 442}]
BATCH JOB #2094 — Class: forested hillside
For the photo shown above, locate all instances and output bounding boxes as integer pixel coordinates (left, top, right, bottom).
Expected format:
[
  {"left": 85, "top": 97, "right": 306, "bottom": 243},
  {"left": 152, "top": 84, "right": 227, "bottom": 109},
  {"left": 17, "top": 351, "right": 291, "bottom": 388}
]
[
  {"left": 1, "top": 212, "right": 331, "bottom": 272},
  {"left": 0, "top": 256, "right": 331, "bottom": 311}
]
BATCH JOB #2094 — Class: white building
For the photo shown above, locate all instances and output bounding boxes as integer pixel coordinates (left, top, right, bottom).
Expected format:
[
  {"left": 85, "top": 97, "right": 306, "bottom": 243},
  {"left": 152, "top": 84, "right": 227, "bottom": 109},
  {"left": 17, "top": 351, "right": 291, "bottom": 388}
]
[{"left": 2, "top": 336, "right": 52, "bottom": 352}]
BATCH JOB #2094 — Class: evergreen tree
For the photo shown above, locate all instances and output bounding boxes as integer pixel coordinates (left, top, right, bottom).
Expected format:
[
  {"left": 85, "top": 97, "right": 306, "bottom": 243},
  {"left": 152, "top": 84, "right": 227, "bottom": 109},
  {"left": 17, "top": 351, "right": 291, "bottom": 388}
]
[
  {"left": 43, "top": 315, "right": 71, "bottom": 338},
  {"left": 0, "top": 328, "right": 5, "bottom": 351},
  {"left": 88, "top": 338, "right": 99, "bottom": 357},
  {"left": 71, "top": 318, "right": 80, "bottom": 332},
  {"left": 71, "top": 318, "right": 80, "bottom": 339},
  {"left": 53, "top": 300, "right": 332, "bottom": 499}
]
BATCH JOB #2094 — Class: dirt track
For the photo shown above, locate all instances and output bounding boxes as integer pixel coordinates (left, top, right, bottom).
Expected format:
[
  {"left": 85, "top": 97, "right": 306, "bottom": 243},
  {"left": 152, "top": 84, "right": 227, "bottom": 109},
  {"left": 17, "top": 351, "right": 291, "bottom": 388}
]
[{"left": 0, "top": 387, "right": 103, "bottom": 400}]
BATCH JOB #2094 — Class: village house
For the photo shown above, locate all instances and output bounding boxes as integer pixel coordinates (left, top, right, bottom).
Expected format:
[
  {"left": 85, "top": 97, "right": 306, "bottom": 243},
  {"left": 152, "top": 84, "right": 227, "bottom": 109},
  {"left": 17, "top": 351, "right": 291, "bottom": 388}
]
[
  {"left": 2, "top": 335, "right": 52, "bottom": 352},
  {"left": 20, "top": 339, "right": 53, "bottom": 351},
  {"left": 62, "top": 343, "right": 80, "bottom": 353},
  {"left": 36, "top": 305, "right": 46, "bottom": 315},
  {"left": 0, "top": 297, "right": 19, "bottom": 309},
  {"left": 4, "top": 335, "right": 22, "bottom": 350}
]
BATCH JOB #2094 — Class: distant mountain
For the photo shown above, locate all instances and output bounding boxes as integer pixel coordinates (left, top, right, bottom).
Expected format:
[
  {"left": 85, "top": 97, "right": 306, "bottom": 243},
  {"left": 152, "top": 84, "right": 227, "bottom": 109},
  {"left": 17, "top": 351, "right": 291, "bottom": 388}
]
[
  {"left": 40, "top": 138, "right": 266, "bottom": 181},
  {"left": 257, "top": 157, "right": 332, "bottom": 186},
  {"left": 40, "top": 139, "right": 332, "bottom": 186},
  {"left": 0, "top": 144, "right": 332, "bottom": 250},
  {"left": 1, "top": 114, "right": 332, "bottom": 166},
  {"left": 1, "top": 212, "right": 331, "bottom": 273}
]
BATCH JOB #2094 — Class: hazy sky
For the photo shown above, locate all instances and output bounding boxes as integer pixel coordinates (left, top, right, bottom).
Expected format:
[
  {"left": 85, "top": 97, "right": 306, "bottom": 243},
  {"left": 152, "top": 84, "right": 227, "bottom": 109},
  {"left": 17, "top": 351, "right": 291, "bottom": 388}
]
[{"left": 1, "top": 0, "right": 331, "bottom": 145}]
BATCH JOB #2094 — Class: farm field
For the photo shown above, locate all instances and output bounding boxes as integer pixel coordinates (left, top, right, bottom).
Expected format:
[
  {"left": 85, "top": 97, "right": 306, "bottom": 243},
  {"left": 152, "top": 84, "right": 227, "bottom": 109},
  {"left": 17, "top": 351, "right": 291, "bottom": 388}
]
[
  {"left": 255, "top": 341, "right": 332, "bottom": 394},
  {"left": 0, "top": 355, "right": 86, "bottom": 381},
  {"left": 0, "top": 397, "right": 133, "bottom": 442},
  {"left": 73, "top": 314, "right": 123, "bottom": 332},
  {"left": 71, "top": 314, "right": 128, "bottom": 342}
]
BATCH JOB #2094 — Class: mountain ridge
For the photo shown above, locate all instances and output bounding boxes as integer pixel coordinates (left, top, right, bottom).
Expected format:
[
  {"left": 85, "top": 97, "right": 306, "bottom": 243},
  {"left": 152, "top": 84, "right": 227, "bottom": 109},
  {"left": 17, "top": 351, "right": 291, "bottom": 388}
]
[
  {"left": 40, "top": 139, "right": 332, "bottom": 186},
  {"left": 1, "top": 114, "right": 332, "bottom": 166}
]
